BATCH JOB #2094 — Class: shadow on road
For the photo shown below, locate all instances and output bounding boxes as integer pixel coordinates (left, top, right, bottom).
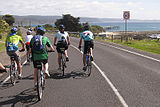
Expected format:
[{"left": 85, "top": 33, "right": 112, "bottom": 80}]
[
  {"left": 49, "top": 69, "right": 90, "bottom": 79},
  {"left": 0, "top": 81, "right": 20, "bottom": 90},
  {"left": 0, "top": 88, "right": 39, "bottom": 107}
]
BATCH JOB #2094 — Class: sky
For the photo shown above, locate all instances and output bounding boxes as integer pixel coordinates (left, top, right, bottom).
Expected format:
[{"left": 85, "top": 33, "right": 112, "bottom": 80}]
[{"left": 0, "top": 0, "right": 160, "bottom": 20}]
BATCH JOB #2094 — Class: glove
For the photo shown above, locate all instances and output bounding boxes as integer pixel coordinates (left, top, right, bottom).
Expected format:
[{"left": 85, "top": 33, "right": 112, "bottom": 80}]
[{"left": 78, "top": 46, "right": 81, "bottom": 50}]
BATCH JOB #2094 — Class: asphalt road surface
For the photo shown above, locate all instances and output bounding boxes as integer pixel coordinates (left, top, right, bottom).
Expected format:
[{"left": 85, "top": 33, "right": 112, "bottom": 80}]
[{"left": 1, "top": 31, "right": 160, "bottom": 107}]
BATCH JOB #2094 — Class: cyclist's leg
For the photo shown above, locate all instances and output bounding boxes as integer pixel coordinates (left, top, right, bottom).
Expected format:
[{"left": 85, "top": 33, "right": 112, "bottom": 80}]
[
  {"left": 43, "top": 60, "right": 50, "bottom": 77},
  {"left": 64, "top": 43, "right": 69, "bottom": 61},
  {"left": 58, "top": 53, "right": 62, "bottom": 68},
  {"left": 56, "top": 43, "right": 62, "bottom": 69},
  {"left": 26, "top": 44, "right": 29, "bottom": 60},
  {"left": 33, "top": 61, "right": 39, "bottom": 85}
]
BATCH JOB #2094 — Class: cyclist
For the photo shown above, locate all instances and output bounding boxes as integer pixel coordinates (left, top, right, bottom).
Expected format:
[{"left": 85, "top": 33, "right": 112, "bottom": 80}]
[
  {"left": 29, "top": 27, "right": 55, "bottom": 87},
  {"left": 78, "top": 25, "right": 94, "bottom": 71},
  {"left": 54, "top": 24, "right": 70, "bottom": 70},
  {"left": 25, "top": 31, "right": 33, "bottom": 62},
  {"left": 28, "top": 28, "right": 32, "bottom": 32},
  {"left": 5, "top": 27, "right": 25, "bottom": 78},
  {"left": 0, "top": 62, "right": 7, "bottom": 73}
]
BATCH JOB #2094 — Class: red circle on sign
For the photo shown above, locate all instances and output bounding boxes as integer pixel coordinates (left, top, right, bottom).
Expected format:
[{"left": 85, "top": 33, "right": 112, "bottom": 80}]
[{"left": 123, "top": 11, "right": 130, "bottom": 20}]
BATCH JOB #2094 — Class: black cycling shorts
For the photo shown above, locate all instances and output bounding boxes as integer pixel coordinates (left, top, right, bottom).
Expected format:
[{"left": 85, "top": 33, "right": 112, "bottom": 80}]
[
  {"left": 25, "top": 44, "right": 30, "bottom": 51},
  {"left": 33, "top": 59, "right": 48, "bottom": 68},
  {"left": 83, "top": 40, "right": 94, "bottom": 54},
  {"left": 56, "top": 41, "right": 68, "bottom": 53}
]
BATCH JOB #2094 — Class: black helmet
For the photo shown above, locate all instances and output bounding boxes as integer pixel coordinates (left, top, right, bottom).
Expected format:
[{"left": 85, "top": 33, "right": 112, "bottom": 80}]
[
  {"left": 83, "top": 25, "right": 90, "bottom": 30},
  {"left": 59, "top": 24, "right": 65, "bottom": 29}
]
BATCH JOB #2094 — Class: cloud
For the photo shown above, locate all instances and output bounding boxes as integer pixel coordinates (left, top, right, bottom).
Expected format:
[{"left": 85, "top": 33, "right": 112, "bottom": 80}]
[{"left": 0, "top": 0, "right": 159, "bottom": 19}]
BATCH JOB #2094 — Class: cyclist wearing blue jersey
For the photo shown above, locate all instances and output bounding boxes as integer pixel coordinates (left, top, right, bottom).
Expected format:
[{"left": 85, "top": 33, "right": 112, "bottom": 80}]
[{"left": 78, "top": 25, "right": 94, "bottom": 71}]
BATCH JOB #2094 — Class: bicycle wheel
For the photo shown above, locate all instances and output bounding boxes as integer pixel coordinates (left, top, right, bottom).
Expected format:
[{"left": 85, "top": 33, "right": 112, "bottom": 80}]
[
  {"left": 37, "top": 70, "right": 43, "bottom": 101},
  {"left": 86, "top": 56, "right": 92, "bottom": 76},
  {"left": 61, "top": 55, "right": 65, "bottom": 76},
  {"left": 10, "top": 63, "right": 16, "bottom": 85}
]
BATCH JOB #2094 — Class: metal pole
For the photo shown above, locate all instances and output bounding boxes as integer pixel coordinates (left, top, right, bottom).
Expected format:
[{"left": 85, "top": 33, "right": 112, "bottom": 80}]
[{"left": 125, "top": 19, "right": 128, "bottom": 42}]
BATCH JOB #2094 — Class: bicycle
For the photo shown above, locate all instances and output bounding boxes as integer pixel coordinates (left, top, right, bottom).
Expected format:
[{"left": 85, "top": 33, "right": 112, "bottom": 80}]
[
  {"left": 36, "top": 50, "right": 54, "bottom": 101},
  {"left": 27, "top": 52, "right": 32, "bottom": 64},
  {"left": 9, "top": 49, "right": 24, "bottom": 85},
  {"left": 60, "top": 47, "right": 67, "bottom": 76},
  {"left": 9, "top": 55, "right": 18, "bottom": 86},
  {"left": 84, "top": 47, "right": 92, "bottom": 76}
]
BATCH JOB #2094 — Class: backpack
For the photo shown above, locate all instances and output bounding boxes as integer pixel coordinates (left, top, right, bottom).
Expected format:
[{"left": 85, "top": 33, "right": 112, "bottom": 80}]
[{"left": 32, "top": 35, "right": 44, "bottom": 51}]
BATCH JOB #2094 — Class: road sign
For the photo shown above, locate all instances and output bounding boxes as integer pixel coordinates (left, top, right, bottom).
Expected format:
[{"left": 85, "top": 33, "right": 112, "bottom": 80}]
[{"left": 123, "top": 11, "right": 130, "bottom": 20}]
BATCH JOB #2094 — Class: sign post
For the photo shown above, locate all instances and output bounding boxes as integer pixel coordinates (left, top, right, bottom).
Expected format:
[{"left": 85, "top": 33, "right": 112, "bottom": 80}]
[{"left": 123, "top": 11, "right": 130, "bottom": 42}]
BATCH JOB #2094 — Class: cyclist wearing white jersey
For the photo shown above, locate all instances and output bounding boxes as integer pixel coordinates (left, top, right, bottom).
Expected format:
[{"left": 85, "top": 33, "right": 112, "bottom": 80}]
[
  {"left": 78, "top": 25, "right": 94, "bottom": 71},
  {"left": 25, "top": 31, "right": 33, "bottom": 62},
  {"left": 54, "top": 24, "right": 70, "bottom": 70}
]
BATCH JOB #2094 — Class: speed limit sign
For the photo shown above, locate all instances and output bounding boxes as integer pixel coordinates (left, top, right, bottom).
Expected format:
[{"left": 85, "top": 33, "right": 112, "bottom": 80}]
[{"left": 123, "top": 11, "right": 130, "bottom": 20}]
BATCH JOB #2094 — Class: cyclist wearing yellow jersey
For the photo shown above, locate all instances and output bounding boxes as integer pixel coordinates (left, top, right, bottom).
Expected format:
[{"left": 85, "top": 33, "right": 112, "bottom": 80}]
[{"left": 5, "top": 27, "right": 25, "bottom": 78}]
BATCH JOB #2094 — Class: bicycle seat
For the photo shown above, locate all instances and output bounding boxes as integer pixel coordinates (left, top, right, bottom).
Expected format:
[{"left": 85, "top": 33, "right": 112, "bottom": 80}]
[
  {"left": 59, "top": 48, "right": 65, "bottom": 53},
  {"left": 10, "top": 55, "right": 15, "bottom": 59}
]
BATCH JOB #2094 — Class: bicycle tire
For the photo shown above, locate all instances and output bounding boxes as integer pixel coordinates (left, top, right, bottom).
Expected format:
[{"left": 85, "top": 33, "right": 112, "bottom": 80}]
[
  {"left": 10, "top": 63, "right": 16, "bottom": 86},
  {"left": 86, "top": 55, "right": 92, "bottom": 76},
  {"left": 61, "top": 54, "right": 65, "bottom": 76},
  {"left": 37, "top": 70, "right": 43, "bottom": 101}
]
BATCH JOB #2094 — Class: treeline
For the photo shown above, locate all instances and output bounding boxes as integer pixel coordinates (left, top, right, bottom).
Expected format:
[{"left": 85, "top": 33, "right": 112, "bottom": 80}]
[{"left": 24, "top": 14, "right": 105, "bottom": 35}]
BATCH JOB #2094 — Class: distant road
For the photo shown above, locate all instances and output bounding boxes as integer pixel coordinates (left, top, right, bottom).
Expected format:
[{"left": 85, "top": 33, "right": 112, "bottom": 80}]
[{"left": 1, "top": 31, "right": 160, "bottom": 107}]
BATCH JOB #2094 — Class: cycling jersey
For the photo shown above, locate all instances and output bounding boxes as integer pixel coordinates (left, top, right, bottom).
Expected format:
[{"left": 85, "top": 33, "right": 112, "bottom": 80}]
[
  {"left": 56, "top": 31, "right": 69, "bottom": 42},
  {"left": 30, "top": 36, "right": 52, "bottom": 61},
  {"left": 6, "top": 34, "right": 23, "bottom": 52},
  {"left": 25, "top": 34, "right": 33, "bottom": 44},
  {"left": 80, "top": 30, "right": 94, "bottom": 41}
]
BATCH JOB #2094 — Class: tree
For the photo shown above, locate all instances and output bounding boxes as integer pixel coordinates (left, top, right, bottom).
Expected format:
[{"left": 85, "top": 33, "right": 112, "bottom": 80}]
[
  {"left": 2, "top": 14, "right": 15, "bottom": 26},
  {"left": 55, "top": 14, "right": 82, "bottom": 32}
]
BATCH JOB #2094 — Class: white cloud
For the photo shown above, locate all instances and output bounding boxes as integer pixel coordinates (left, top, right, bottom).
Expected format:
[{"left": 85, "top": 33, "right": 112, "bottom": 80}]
[{"left": 0, "top": 0, "right": 160, "bottom": 19}]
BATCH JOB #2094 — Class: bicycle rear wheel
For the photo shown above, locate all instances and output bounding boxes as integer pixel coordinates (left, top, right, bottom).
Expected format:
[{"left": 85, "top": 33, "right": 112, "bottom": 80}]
[
  {"left": 37, "top": 70, "right": 44, "bottom": 101},
  {"left": 86, "top": 56, "right": 92, "bottom": 76},
  {"left": 61, "top": 55, "right": 66, "bottom": 76},
  {"left": 10, "top": 64, "right": 17, "bottom": 85}
]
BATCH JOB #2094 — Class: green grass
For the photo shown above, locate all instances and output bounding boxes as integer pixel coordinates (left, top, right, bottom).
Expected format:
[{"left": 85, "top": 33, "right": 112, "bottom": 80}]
[
  {"left": 0, "top": 42, "right": 5, "bottom": 52},
  {"left": 95, "top": 37, "right": 160, "bottom": 55}
]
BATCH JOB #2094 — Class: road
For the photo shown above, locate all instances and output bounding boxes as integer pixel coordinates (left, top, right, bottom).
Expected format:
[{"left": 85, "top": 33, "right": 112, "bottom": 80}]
[{"left": 1, "top": 31, "right": 160, "bottom": 107}]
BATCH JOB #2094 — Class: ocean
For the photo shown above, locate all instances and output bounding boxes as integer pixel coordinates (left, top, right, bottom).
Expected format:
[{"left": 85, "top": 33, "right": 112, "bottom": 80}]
[{"left": 89, "top": 22, "right": 160, "bottom": 32}]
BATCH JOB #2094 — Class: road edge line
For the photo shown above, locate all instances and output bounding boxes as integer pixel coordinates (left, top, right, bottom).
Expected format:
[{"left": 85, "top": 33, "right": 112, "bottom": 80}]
[{"left": 96, "top": 41, "right": 160, "bottom": 63}]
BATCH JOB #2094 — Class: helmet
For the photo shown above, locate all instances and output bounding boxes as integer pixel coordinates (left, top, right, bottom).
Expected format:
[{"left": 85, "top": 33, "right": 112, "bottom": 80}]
[
  {"left": 11, "top": 27, "right": 18, "bottom": 33},
  {"left": 27, "top": 31, "right": 32, "bottom": 35},
  {"left": 84, "top": 25, "right": 89, "bottom": 30},
  {"left": 36, "top": 27, "right": 46, "bottom": 35},
  {"left": 28, "top": 28, "right": 32, "bottom": 31},
  {"left": 59, "top": 24, "right": 65, "bottom": 29}
]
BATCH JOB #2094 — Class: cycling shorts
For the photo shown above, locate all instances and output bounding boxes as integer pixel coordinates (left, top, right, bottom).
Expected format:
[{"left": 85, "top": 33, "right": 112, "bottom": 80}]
[
  {"left": 25, "top": 43, "right": 30, "bottom": 51},
  {"left": 83, "top": 40, "right": 94, "bottom": 54},
  {"left": 33, "top": 59, "right": 48, "bottom": 68},
  {"left": 7, "top": 51, "right": 20, "bottom": 62},
  {"left": 56, "top": 41, "right": 68, "bottom": 53}
]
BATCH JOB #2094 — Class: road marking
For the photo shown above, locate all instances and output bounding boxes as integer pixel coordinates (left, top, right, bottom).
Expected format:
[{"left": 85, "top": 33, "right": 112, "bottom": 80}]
[
  {"left": 71, "top": 45, "right": 128, "bottom": 107},
  {"left": 96, "top": 41, "right": 160, "bottom": 63},
  {"left": 0, "top": 60, "right": 27, "bottom": 85}
]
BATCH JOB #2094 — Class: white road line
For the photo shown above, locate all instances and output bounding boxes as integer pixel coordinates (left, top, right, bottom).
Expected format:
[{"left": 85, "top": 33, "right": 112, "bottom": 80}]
[
  {"left": 0, "top": 60, "right": 27, "bottom": 85},
  {"left": 96, "top": 41, "right": 160, "bottom": 63},
  {"left": 71, "top": 45, "right": 128, "bottom": 107}
]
